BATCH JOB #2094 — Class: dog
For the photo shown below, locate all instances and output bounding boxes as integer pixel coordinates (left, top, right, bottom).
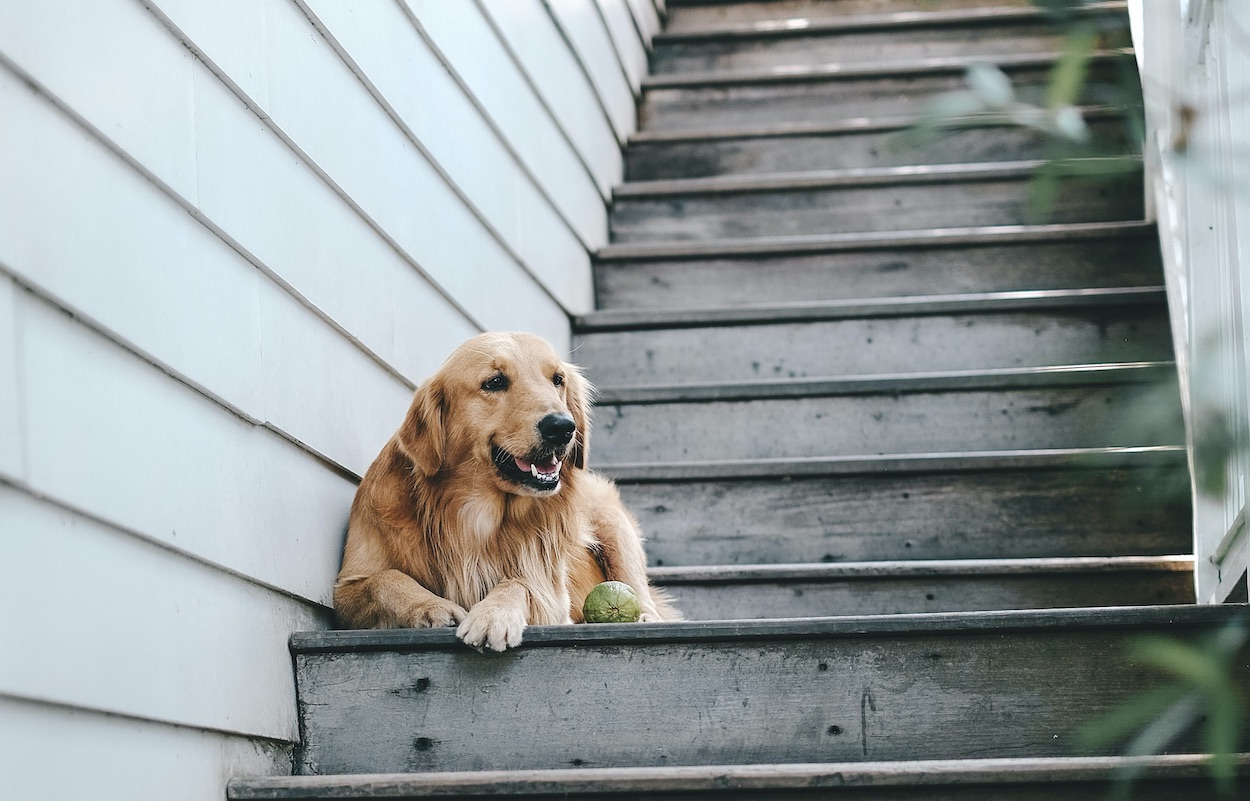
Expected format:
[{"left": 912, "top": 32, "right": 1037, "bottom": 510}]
[{"left": 333, "top": 331, "right": 676, "bottom": 651}]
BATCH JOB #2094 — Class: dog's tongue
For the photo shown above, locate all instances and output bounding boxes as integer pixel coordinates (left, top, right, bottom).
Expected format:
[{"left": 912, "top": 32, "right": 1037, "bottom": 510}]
[{"left": 514, "top": 454, "right": 561, "bottom": 476}]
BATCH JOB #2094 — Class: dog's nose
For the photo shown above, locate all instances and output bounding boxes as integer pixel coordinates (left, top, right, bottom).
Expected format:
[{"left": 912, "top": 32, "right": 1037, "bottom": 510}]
[{"left": 537, "top": 413, "right": 576, "bottom": 448}]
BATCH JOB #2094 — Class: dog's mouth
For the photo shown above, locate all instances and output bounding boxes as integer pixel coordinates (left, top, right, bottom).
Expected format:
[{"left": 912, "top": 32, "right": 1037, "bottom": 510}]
[{"left": 492, "top": 445, "right": 564, "bottom": 493}]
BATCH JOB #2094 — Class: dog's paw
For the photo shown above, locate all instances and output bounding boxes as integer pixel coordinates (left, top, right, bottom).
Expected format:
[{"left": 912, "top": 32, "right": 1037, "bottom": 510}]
[
  {"left": 402, "top": 597, "right": 468, "bottom": 629},
  {"left": 456, "top": 603, "right": 527, "bottom": 652}
]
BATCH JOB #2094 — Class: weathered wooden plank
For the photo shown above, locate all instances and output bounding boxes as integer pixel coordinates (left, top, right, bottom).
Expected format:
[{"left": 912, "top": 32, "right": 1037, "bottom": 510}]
[
  {"left": 590, "top": 382, "right": 1184, "bottom": 464},
  {"left": 616, "top": 464, "right": 1192, "bottom": 565},
  {"left": 231, "top": 755, "right": 1248, "bottom": 800},
  {"left": 292, "top": 605, "right": 1250, "bottom": 774},
  {"left": 664, "top": 0, "right": 1038, "bottom": 34},
  {"left": 594, "top": 234, "right": 1160, "bottom": 310},
  {"left": 574, "top": 305, "right": 1174, "bottom": 386},
  {"left": 652, "top": 21, "right": 1088, "bottom": 75},
  {"left": 609, "top": 170, "right": 1144, "bottom": 242},
  {"left": 653, "top": 557, "right": 1195, "bottom": 619},
  {"left": 640, "top": 62, "right": 1120, "bottom": 132},
  {"left": 625, "top": 116, "right": 1132, "bottom": 180}
]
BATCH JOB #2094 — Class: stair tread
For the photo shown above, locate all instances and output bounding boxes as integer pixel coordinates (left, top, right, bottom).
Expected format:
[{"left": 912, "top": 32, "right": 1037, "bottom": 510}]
[
  {"left": 596, "top": 220, "right": 1155, "bottom": 260},
  {"left": 291, "top": 603, "right": 1238, "bottom": 653},
  {"left": 643, "top": 49, "right": 1131, "bottom": 88},
  {"left": 230, "top": 754, "right": 1248, "bottom": 798},
  {"left": 594, "top": 361, "right": 1175, "bottom": 403},
  {"left": 651, "top": 556, "right": 1195, "bottom": 583},
  {"left": 655, "top": 2, "right": 1126, "bottom": 41},
  {"left": 598, "top": 444, "right": 1186, "bottom": 481},
  {"left": 576, "top": 286, "right": 1164, "bottom": 330},
  {"left": 614, "top": 157, "right": 1139, "bottom": 197}
]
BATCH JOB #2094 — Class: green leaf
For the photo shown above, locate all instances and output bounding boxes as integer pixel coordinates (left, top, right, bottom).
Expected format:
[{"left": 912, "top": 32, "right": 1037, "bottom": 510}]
[{"left": 1047, "top": 22, "right": 1099, "bottom": 109}]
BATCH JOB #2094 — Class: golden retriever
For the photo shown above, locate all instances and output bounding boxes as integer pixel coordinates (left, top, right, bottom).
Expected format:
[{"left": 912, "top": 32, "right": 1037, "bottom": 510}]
[{"left": 334, "top": 331, "right": 676, "bottom": 650}]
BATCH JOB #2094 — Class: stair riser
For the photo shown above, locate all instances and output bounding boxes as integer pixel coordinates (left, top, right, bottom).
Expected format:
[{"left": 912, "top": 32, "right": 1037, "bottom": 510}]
[
  {"left": 575, "top": 307, "right": 1172, "bottom": 387},
  {"left": 660, "top": 571, "right": 1194, "bottom": 619},
  {"left": 653, "top": 22, "right": 1117, "bottom": 75},
  {"left": 595, "top": 237, "right": 1159, "bottom": 309},
  {"left": 294, "top": 621, "right": 1246, "bottom": 774},
  {"left": 627, "top": 118, "right": 1131, "bottom": 180},
  {"left": 618, "top": 467, "right": 1191, "bottom": 566},
  {"left": 610, "top": 174, "right": 1143, "bottom": 243},
  {"left": 665, "top": 0, "right": 1038, "bottom": 33},
  {"left": 640, "top": 66, "right": 1119, "bottom": 132},
  {"left": 592, "top": 384, "right": 1182, "bottom": 464}
]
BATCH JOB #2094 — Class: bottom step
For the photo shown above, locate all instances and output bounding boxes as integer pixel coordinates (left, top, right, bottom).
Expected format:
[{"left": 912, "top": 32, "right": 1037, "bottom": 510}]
[{"left": 230, "top": 755, "right": 1249, "bottom": 800}]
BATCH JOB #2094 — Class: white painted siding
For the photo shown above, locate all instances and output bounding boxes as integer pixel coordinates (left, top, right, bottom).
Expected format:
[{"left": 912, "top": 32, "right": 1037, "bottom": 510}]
[
  {"left": 0, "top": 0, "right": 655, "bottom": 797},
  {"left": 1137, "top": 0, "right": 1250, "bottom": 602}
]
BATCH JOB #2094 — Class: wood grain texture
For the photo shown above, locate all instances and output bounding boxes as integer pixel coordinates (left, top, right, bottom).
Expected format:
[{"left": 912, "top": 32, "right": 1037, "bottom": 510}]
[
  {"left": 232, "top": 755, "right": 1246, "bottom": 800},
  {"left": 664, "top": 0, "right": 1038, "bottom": 34},
  {"left": 594, "top": 235, "right": 1159, "bottom": 310},
  {"left": 574, "top": 306, "right": 1173, "bottom": 386},
  {"left": 625, "top": 116, "right": 1132, "bottom": 180},
  {"left": 293, "top": 606, "right": 1250, "bottom": 774},
  {"left": 617, "top": 465, "right": 1192, "bottom": 565},
  {"left": 608, "top": 172, "right": 1144, "bottom": 242}
]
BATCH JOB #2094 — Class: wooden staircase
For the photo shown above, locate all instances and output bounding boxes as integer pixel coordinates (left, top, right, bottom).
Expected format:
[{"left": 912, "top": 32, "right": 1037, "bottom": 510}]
[{"left": 230, "top": 1, "right": 1249, "bottom": 798}]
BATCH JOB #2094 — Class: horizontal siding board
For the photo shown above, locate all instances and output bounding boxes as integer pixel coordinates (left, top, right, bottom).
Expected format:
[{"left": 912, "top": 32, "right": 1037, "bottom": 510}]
[
  {"left": 0, "top": 71, "right": 415, "bottom": 476},
  {"left": 0, "top": 697, "right": 289, "bottom": 801},
  {"left": 0, "top": 0, "right": 199, "bottom": 201},
  {"left": 404, "top": 0, "right": 609, "bottom": 252},
  {"left": 0, "top": 69, "right": 266, "bottom": 418},
  {"left": 599, "top": 0, "right": 649, "bottom": 90},
  {"left": 0, "top": 486, "right": 327, "bottom": 739},
  {"left": 300, "top": 0, "right": 594, "bottom": 315},
  {"left": 627, "top": 0, "right": 662, "bottom": 44},
  {"left": 478, "top": 0, "right": 622, "bottom": 202},
  {"left": 19, "top": 297, "right": 355, "bottom": 605},
  {"left": 191, "top": 67, "right": 481, "bottom": 382},
  {"left": 0, "top": 276, "right": 21, "bottom": 482},
  {"left": 546, "top": 0, "right": 637, "bottom": 142},
  {"left": 255, "top": 0, "right": 571, "bottom": 343}
]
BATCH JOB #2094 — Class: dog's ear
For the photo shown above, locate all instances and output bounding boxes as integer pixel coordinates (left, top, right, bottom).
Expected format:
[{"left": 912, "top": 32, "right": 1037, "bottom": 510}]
[
  {"left": 396, "top": 378, "right": 446, "bottom": 477},
  {"left": 565, "top": 364, "right": 593, "bottom": 470}
]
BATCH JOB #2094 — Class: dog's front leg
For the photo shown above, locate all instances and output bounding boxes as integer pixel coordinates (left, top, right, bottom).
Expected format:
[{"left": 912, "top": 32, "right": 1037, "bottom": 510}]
[{"left": 457, "top": 579, "right": 530, "bottom": 652}]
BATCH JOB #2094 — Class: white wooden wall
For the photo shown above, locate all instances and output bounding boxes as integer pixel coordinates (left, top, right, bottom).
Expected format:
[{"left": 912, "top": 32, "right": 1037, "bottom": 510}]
[
  {"left": 0, "top": 1, "right": 660, "bottom": 798},
  {"left": 1136, "top": 0, "right": 1250, "bottom": 603}
]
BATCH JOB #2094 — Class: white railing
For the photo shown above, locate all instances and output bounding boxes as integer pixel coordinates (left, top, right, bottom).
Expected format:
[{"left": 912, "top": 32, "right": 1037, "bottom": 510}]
[{"left": 1136, "top": 0, "right": 1250, "bottom": 602}]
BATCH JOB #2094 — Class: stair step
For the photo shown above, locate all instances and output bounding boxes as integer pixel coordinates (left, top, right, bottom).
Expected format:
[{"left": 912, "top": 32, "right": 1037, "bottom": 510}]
[
  {"left": 575, "top": 291, "right": 1172, "bottom": 387},
  {"left": 291, "top": 604, "right": 1250, "bottom": 775},
  {"left": 641, "top": 57, "right": 1127, "bottom": 133},
  {"left": 664, "top": 0, "right": 1040, "bottom": 35},
  {"left": 610, "top": 160, "right": 1143, "bottom": 243},
  {"left": 595, "top": 225, "right": 1161, "bottom": 310},
  {"left": 653, "top": 557, "right": 1195, "bottom": 619},
  {"left": 591, "top": 378, "right": 1182, "bottom": 465},
  {"left": 652, "top": 6, "right": 1126, "bottom": 76},
  {"left": 614, "top": 450, "right": 1190, "bottom": 566},
  {"left": 626, "top": 112, "right": 1132, "bottom": 180},
  {"left": 231, "top": 755, "right": 1250, "bottom": 800}
]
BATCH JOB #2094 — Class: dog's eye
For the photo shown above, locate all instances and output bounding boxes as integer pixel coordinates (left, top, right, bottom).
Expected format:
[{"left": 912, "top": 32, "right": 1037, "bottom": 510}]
[
  {"left": 481, "top": 374, "right": 509, "bottom": 392},
  {"left": 553, "top": 373, "right": 565, "bottom": 387}
]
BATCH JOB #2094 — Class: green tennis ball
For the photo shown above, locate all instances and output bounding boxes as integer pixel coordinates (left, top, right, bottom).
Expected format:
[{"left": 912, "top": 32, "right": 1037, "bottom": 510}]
[{"left": 582, "top": 581, "right": 642, "bottom": 623}]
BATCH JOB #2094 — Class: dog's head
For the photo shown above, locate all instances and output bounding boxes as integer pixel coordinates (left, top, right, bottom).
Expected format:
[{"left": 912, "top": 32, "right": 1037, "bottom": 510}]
[{"left": 395, "top": 332, "right": 592, "bottom": 496}]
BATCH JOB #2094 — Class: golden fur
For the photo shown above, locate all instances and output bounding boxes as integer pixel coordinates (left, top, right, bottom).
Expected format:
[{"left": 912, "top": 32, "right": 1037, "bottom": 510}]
[{"left": 334, "top": 332, "right": 676, "bottom": 651}]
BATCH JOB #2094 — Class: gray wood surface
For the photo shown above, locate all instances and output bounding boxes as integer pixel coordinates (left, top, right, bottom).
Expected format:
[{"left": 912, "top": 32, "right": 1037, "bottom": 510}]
[
  {"left": 293, "top": 606, "right": 1249, "bottom": 775},
  {"left": 608, "top": 172, "right": 1143, "bottom": 242},
  {"left": 616, "top": 463, "right": 1191, "bottom": 565},
  {"left": 653, "top": 558, "right": 1195, "bottom": 618},
  {"left": 574, "top": 305, "right": 1173, "bottom": 386},
  {"left": 230, "top": 755, "right": 1246, "bottom": 800},
  {"left": 625, "top": 116, "right": 1131, "bottom": 180},
  {"left": 590, "top": 382, "right": 1183, "bottom": 463},
  {"left": 664, "top": 0, "right": 1038, "bottom": 34},
  {"left": 640, "top": 63, "right": 1118, "bottom": 132}
]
